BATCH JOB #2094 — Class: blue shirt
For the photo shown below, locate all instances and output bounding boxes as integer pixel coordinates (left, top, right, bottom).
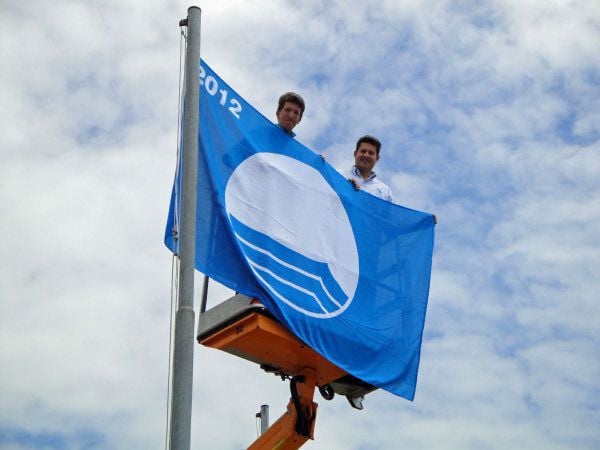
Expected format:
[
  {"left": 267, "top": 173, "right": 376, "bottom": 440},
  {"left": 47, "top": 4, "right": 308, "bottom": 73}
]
[{"left": 278, "top": 124, "right": 296, "bottom": 137}]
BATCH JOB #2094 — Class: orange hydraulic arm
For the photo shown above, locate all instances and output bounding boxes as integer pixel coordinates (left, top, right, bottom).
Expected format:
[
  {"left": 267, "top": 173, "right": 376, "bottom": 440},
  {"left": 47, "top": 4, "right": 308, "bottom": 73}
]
[
  {"left": 199, "top": 311, "right": 342, "bottom": 449},
  {"left": 197, "top": 296, "right": 376, "bottom": 449},
  {"left": 248, "top": 368, "right": 318, "bottom": 450}
]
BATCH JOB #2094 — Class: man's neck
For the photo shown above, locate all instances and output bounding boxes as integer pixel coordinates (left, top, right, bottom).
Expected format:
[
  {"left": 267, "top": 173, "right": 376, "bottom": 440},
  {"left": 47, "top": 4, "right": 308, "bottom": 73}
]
[
  {"left": 356, "top": 167, "right": 374, "bottom": 180},
  {"left": 278, "top": 124, "right": 296, "bottom": 137}
]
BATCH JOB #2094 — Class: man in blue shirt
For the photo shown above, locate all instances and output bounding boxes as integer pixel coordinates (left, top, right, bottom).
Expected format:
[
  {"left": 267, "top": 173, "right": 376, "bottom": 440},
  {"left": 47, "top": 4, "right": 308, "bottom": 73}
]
[
  {"left": 341, "top": 135, "right": 394, "bottom": 202},
  {"left": 276, "top": 92, "right": 305, "bottom": 135}
]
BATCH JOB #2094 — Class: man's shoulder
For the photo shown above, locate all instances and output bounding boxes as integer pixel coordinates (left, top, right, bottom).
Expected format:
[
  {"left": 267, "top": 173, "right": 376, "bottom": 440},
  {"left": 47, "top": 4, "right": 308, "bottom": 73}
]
[
  {"left": 373, "top": 177, "right": 391, "bottom": 189},
  {"left": 340, "top": 166, "right": 360, "bottom": 177},
  {"left": 338, "top": 167, "right": 355, "bottom": 178},
  {"left": 368, "top": 176, "right": 394, "bottom": 202}
]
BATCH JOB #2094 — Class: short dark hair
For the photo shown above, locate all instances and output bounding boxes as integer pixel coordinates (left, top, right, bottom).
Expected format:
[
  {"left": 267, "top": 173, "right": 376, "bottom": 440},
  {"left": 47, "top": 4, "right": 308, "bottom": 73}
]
[
  {"left": 277, "top": 92, "right": 305, "bottom": 118},
  {"left": 355, "top": 135, "right": 382, "bottom": 154}
]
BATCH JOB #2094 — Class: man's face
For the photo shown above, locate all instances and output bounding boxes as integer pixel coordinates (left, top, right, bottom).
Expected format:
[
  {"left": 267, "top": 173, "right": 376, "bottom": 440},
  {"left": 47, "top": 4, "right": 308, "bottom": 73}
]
[
  {"left": 276, "top": 101, "right": 302, "bottom": 133},
  {"left": 354, "top": 142, "right": 380, "bottom": 175}
]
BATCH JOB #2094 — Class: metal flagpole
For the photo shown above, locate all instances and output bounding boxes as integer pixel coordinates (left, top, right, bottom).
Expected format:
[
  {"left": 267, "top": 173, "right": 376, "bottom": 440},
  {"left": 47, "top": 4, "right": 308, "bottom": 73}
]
[
  {"left": 259, "top": 404, "right": 269, "bottom": 435},
  {"left": 169, "top": 6, "right": 201, "bottom": 450}
]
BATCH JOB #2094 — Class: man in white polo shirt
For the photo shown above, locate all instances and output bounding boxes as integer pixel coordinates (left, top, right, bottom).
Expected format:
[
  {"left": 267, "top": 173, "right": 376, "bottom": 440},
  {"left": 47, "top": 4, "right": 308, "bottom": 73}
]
[{"left": 341, "top": 135, "right": 394, "bottom": 202}]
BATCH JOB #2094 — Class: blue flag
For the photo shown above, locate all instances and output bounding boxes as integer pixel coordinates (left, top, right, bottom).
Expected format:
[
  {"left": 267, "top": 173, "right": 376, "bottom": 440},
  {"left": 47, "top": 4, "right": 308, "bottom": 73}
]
[{"left": 165, "top": 60, "right": 435, "bottom": 400}]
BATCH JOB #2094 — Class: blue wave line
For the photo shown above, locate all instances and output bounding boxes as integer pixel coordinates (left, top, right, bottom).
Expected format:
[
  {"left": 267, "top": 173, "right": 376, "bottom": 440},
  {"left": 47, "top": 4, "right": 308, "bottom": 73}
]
[{"left": 230, "top": 214, "right": 348, "bottom": 313}]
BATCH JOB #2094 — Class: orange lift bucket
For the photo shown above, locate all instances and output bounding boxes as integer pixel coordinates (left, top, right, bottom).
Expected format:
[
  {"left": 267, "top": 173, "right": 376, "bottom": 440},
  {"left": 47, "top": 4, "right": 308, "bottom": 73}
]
[{"left": 197, "top": 294, "right": 377, "bottom": 449}]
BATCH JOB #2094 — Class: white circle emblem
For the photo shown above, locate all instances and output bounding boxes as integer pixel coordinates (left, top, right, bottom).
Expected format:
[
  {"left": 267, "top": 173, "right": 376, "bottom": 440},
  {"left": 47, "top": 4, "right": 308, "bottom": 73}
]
[{"left": 224, "top": 153, "right": 358, "bottom": 318}]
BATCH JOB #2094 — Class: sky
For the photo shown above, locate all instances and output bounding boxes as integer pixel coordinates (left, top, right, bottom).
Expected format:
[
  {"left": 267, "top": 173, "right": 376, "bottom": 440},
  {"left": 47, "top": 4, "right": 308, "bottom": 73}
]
[{"left": 1, "top": 0, "right": 599, "bottom": 449}]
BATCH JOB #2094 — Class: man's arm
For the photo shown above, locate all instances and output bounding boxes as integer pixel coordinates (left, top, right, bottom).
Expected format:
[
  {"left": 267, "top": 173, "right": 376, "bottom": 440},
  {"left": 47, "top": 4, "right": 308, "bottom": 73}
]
[{"left": 337, "top": 168, "right": 361, "bottom": 191}]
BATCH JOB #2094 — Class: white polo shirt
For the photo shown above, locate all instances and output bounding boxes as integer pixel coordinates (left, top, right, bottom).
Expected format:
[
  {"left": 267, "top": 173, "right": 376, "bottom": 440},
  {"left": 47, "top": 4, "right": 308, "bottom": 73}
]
[{"left": 339, "top": 166, "right": 394, "bottom": 203}]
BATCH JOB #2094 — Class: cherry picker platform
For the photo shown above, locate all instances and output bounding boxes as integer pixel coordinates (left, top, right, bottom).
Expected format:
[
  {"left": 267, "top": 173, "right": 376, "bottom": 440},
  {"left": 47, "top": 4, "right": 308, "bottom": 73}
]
[{"left": 197, "top": 294, "right": 377, "bottom": 449}]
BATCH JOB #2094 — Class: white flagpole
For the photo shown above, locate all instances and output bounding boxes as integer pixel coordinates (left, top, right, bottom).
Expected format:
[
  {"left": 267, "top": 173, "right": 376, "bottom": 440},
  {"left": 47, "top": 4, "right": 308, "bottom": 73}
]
[{"left": 170, "top": 6, "right": 201, "bottom": 450}]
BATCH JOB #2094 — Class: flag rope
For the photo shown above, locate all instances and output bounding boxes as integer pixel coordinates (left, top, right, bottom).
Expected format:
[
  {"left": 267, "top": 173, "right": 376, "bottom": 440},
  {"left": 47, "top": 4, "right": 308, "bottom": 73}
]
[{"left": 164, "top": 24, "right": 187, "bottom": 450}]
